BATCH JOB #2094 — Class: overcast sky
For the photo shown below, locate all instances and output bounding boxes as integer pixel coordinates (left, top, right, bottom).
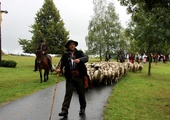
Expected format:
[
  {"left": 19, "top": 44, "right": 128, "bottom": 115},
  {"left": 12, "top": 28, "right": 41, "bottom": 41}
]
[{"left": 1, "top": 0, "right": 130, "bottom": 54}]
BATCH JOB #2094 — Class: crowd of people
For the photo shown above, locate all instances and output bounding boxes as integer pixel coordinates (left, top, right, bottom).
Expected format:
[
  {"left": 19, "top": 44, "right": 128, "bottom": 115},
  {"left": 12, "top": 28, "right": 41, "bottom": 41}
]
[
  {"left": 105, "top": 51, "right": 170, "bottom": 64},
  {"left": 125, "top": 52, "right": 170, "bottom": 64}
]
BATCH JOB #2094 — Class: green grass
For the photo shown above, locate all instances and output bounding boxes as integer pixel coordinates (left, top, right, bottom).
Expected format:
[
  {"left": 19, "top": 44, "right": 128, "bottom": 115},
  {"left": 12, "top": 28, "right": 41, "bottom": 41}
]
[
  {"left": 104, "top": 62, "right": 170, "bottom": 120},
  {"left": 0, "top": 55, "right": 63, "bottom": 105}
]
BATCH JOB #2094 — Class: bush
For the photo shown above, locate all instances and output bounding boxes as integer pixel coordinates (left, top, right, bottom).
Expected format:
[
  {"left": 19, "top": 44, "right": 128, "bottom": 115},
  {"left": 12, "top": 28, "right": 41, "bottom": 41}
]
[{"left": 0, "top": 60, "right": 17, "bottom": 67}]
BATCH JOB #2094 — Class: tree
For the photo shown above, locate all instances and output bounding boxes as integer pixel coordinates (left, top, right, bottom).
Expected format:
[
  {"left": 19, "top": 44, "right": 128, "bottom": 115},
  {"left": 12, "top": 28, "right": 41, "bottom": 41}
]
[
  {"left": 86, "top": 0, "right": 125, "bottom": 61},
  {"left": 19, "top": 0, "right": 69, "bottom": 54},
  {"left": 85, "top": 0, "right": 107, "bottom": 61},
  {"left": 104, "top": 3, "right": 129, "bottom": 61},
  {"left": 103, "top": 3, "right": 123, "bottom": 52},
  {"left": 119, "top": 0, "right": 170, "bottom": 75}
]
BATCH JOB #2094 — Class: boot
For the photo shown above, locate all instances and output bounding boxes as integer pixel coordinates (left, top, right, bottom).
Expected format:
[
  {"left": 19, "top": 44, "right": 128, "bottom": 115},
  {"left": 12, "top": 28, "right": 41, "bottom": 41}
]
[
  {"left": 33, "top": 58, "right": 38, "bottom": 72},
  {"left": 79, "top": 108, "right": 85, "bottom": 115},
  {"left": 58, "top": 110, "right": 68, "bottom": 116}
]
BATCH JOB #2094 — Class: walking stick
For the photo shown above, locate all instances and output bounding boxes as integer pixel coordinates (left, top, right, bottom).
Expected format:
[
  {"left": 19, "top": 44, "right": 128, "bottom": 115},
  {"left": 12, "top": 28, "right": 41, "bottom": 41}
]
[{"left": 49, "top": 73, "right": 59, "bottom": 120}]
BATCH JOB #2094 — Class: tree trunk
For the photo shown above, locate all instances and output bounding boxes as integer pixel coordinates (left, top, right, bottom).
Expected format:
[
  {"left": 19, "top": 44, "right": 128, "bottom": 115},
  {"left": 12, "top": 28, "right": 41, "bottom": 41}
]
[
  {"left": 99, "top": 47, "right": 102, "bottom": 62},
  {"left": 148, "top": 56, "right": 151, "bottom": 75},
  {"left": 117, "top": 51, "right": 119, "bottom": 62},
  {"left": 147, "top": 49, "right": 152, "bottom": 75}
]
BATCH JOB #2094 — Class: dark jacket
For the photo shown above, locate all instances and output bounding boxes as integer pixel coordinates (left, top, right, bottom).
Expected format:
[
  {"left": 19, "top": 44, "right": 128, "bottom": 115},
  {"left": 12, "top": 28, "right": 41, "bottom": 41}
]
[
  {"left": 57, "top": 49, "right": 88, "bottom": 79},
  {"left": 37, "top": 43, "right": 49, "bottom": 55}
]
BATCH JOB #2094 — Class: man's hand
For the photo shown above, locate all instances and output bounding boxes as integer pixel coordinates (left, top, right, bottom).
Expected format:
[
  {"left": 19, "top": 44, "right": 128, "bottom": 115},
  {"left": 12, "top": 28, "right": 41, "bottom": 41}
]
[
  {"left": 74, "top": 59, "right": 80, "bottom": 63},
  {"left": 56, "top": 68, "right": 61, "bottom": 74}
]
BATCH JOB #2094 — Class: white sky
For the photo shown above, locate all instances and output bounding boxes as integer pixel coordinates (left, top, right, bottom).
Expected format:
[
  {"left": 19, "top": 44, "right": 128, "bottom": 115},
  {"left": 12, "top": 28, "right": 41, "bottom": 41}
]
[{"left": 1, "top": 0, "right": 130, "bottom": 54}]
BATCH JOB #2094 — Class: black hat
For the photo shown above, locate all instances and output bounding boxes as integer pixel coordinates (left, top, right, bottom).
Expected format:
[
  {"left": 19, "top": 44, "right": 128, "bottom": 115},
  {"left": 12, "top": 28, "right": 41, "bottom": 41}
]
[{"left": 65, "top": 40, "right": 78, "bottom": 48}]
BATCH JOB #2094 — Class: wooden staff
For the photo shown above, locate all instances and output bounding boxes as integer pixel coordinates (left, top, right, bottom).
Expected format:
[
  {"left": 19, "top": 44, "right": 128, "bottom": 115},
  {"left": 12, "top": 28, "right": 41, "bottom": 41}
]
[{"left": 49, "top": 73, "right": 59, "bottom": 120}]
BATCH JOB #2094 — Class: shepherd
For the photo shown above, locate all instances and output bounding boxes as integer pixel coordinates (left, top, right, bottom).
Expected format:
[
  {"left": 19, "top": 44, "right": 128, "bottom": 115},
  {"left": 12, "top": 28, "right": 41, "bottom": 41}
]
[{"left": 56, "top": 39, "right": 89, "bottom": 117}]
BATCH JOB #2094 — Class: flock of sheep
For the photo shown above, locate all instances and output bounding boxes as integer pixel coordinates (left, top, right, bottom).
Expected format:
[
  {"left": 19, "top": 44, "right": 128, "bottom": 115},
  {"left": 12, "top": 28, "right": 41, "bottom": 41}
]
[{"left": 86, "top": 61, "right": 143, "bottom": 85}]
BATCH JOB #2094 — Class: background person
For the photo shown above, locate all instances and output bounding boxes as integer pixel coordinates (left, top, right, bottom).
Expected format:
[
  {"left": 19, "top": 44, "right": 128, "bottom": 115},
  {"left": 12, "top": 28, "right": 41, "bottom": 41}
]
[
  {"left": 33, "top": 38, "right": 54, "bottom": 72},
  {"left": 105, "top": 51, "right": 111, "bottom": 62}
]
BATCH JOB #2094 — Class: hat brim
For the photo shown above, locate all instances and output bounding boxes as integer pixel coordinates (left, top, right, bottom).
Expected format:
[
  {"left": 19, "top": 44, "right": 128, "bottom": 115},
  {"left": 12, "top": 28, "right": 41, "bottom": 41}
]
[{"left": 65, "top": 40, "right": 78, "bottom": 48}]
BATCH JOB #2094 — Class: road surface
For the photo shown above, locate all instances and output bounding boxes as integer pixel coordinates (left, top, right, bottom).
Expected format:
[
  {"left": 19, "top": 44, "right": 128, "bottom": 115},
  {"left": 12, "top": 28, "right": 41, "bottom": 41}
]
[{"left": 0, "top": 81, "right": 115, "bottom": 120}]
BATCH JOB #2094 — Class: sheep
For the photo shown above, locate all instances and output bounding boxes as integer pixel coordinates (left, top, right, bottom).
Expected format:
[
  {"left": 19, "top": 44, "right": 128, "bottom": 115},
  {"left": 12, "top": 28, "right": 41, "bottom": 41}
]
[
  {"left": 107, "top": 69, "right": 113, "bottom": 85},
  {"left": 102, "top": 70, "right": 108, "bottom": 85},
  {"left": 138, "top": 63, "right": 143, "bottom": 72},
  {"left": 85, "top": 61, "right": 144, "bottom": 87}
]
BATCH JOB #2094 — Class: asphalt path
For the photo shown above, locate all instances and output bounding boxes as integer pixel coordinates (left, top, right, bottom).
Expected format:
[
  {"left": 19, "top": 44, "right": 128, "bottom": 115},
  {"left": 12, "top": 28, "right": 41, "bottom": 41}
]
[{"left": 0, "top": 81, "right": 115, "bottom": 120}]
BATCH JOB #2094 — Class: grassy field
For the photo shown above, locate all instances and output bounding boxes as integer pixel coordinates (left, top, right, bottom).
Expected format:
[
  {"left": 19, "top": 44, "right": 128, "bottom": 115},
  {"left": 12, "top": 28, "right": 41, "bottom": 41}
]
[
  {"left": 104, "top": 62, "right": 170, "bottom": 120},
  {"left": 0, "top": 55, "right": 62, "bottom": 106},
  {"left": 0, "top": 55, "right": 170, "bottom": 120}
]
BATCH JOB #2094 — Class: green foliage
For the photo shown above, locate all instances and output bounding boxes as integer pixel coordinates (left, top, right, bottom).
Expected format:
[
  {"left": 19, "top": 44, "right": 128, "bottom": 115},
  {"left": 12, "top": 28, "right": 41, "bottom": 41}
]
[
  {"left": 119, "top": 0, "right": 170, "bottom": 75},
  {"left": 19, "top": 0, "right": 69, "bottom": 54},
  {"left": 86, "top": 1, "right": 127, "bottom": 61},
  {"left": 121, "top": 0, "right": 170, "bottom": 53},
  {"left": 0, "top": 60, "right": 17, "bottom": 68}
]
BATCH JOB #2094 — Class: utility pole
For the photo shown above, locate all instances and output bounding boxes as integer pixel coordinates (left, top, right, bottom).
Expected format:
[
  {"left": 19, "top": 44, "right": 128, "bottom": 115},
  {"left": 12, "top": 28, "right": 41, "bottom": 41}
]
[{"left": 0, "top": 2, "right": 8, "bottom": 66}]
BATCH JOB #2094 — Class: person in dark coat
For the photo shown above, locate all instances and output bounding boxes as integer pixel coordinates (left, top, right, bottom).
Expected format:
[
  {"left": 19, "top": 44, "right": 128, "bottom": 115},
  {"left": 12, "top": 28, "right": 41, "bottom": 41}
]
[
  {"left": 105, "top": 51, "right": 111, "bottom": 62},
  {"left": 119, "top": 50, "right": 125, "bottom": 63},
  {"left": 33, "top": 38, "right": 54, "bottom": 72},
  {"left": 56, "top": 39, "right": 89, "bottom": 117}
]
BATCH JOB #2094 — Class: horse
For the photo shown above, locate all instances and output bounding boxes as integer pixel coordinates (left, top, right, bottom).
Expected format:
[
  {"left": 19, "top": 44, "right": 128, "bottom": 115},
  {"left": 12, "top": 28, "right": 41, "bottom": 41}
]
[{"left": 36, "top": 50, "right": 51, "bottom": 83}]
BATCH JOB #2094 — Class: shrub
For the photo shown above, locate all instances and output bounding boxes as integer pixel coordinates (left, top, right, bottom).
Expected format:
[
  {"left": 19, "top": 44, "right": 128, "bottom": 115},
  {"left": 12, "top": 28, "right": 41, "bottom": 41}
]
[{"left": 0, "top": 60, "right": 17, "bottom": 67}]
